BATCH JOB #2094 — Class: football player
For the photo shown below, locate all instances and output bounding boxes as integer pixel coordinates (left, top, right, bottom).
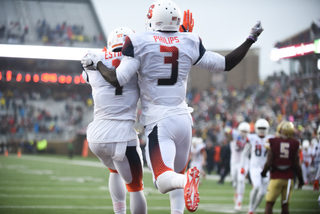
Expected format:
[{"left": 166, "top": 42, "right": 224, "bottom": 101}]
[
  {"left": 313, "top": 126, "right": 320, "bottom": 191},
  {"left": 229, "top": 122, "right": 250, "bottom": 211},
  {"left": 82, "top": 0, "right": 263, "bottom": 212},
  {"left": 240, "top": 118, "right": 273, "bottom": 214},
  {"left": 82, "top": 27, "right": 147, "bottom": 214},
  {"left": 300, "top": 139, "right": 312, "bottom": 185},
  {"left": 261, "top": 121, "right": 304, "bottom": 214}
]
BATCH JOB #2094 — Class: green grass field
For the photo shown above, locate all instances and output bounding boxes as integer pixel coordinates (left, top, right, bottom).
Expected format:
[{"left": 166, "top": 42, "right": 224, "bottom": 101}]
[{"left": 0, "top": 154, "right": 319, "bottom": 214}]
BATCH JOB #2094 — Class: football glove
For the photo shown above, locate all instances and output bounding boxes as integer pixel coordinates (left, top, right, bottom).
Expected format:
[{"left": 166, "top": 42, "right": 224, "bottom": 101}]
[
  {"left": 314, "top": 180, "right": 319, "bottom": 191},
  {"left": 179, "top": 10, "right": 194, "bottom": 33},
  {"left": 240, "top": 168, "right": 245, "bottom": 174},
  {"left": 81, "top": 51, "right": 101, "bottom": 70},
  {"left": 248, "top": 20, "right": 264, "bottom": 42},
  {"left": 260, "top": 170, "right": 267, "bottom": 178}
]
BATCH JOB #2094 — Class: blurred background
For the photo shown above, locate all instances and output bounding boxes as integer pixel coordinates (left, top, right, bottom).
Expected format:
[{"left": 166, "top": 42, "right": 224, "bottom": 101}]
[{"left": 0, "top": 0, "right": 319, "bottom": 160}]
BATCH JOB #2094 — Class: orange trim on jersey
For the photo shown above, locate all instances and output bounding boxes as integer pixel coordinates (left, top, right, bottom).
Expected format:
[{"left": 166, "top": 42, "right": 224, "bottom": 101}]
[
  {"left": 112, "top": 43, "right": 123, "bottom": 49},
  {"left": 108, "top": 168, "right": 118, "bottom": 173}
]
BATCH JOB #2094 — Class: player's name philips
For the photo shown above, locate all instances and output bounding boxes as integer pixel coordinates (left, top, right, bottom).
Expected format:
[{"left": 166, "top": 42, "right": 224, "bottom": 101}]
[
  {"left": 153, "top": 36, "right": 180, "bottom": 44},
  {"left": 104, "top": 51, "right": 122, "bottom": 60}
]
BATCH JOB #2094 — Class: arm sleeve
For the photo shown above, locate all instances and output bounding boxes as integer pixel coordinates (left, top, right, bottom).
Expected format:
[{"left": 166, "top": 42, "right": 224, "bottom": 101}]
[
  {"left": 81, "top": 70, "right": 89, "bottom": 84},
  {"left": 195, "top": 51, "right": 225, "bottom": 72},
  {"left": 224, "top": 38, "right": 254, "bottom": 71},
  {"left": 240, "top": 143, "right": 251, "bottom": 168},
  {"left": 116, "top": 56, "right": 140, "bottom": 86}
]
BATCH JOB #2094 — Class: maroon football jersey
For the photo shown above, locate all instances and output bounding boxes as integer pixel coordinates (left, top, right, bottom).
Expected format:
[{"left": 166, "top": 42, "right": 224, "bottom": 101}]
[{"left": 269, "top": 137, "right": 300, "bottom": 179}]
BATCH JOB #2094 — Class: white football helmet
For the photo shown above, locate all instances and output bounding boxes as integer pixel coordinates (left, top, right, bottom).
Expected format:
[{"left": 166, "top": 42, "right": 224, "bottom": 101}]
[
  {"left": 107, "top": 27, "right": 135, "bottom": 52},
  {"left": 317, "top": 126, "right": 320, "bottom": 140},
  {"left": 238, "top": 122, "right": 250, "bottom": 138},
  {"left": 145, "top": 0, "right": 182, "bottom": 32},
  {"left": 254, "top": 118, "right": 270, "bottom": 137},
  {"left": 302, "top": 139, "right": 310, "bottom": 150}
]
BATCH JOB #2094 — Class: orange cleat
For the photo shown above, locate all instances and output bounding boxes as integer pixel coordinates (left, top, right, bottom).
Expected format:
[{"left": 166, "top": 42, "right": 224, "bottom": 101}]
[{"left": 184, "top": 167, "right": 200, "bottom": 212}]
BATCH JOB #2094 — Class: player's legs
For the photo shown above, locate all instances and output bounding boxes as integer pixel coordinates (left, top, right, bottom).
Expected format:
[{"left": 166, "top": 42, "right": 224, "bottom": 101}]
[
  {"left": 89, "top": 142, "right": 127, "bottom": 214},
  {"left": 235, "top": 164, "right": 247, "bottom": 211},
  {"left": 265, "top": 179, "right": 283, "bottom": 214},
  {"left": 252, "top": 174, "right": 269, "bottom": 211},
  {"left": 144, "top": 114, "right": 192, "bottom": 193},
  {"left": 230, "top": 162, "right": 238, "bottom": 190},
  {"left": 265, "top": 201, "right": 275, "bottom": 214},
  {"left": 115, "top": 141, "right": 147, "bottom": 214},
  {"left": 280, "top": 179, "right": 293, "bottom": 214},
  {"left": 248, "top": 167, "right": 262, "bottom": 212},
  {"left": 301, "top": 163, "right": 309, "bottom": 184},
  {"left": 108, "top": 171, "right": 127, "bottom": 214},
  {"left": 89, "top": 139, "right": 147, "bottom": 214},
  {"left": 145, "top": 114, "right": 196, "bottom": 212}
]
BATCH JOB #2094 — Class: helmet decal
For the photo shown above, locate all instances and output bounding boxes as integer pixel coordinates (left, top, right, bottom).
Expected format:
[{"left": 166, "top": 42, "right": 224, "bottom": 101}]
[{"left": 147, "top": 4, "right": 155, "bottom": 19}]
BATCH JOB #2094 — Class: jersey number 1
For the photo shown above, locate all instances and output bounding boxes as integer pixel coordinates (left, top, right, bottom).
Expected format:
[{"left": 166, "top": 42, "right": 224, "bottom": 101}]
[
  {"left": 112, "top": 59, "right": 123, "bottom": 95},
  {"left": 158, "top": 46, "right": 179, "bottom": 86}
]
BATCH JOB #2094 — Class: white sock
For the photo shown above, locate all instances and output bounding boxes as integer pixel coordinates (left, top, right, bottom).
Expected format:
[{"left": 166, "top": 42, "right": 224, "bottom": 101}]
[
  {"left": 109, "top": 173, "right": 126, "bottom": 214},
  {"left": 169, "top": 189, "right": 185, "bottom": 214},
  {"left": 129, "top": 191, "right": 147, "bottom": 214},
  {"left": 156, "top": 171, "right": 184, "bottom": 194}
]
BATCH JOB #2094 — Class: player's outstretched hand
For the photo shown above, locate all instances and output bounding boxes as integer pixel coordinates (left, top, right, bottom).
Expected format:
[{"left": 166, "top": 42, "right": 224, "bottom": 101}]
[
  {"left": 260, "top": 170, "right": 267, "bottom": 178},
  {"left": 179, "top": 10, "right": 194, "bottom": 32},
  {"left": 81, "top": 51, "right": 101, "bottom": 70},
  {"left": 248, "top": 20, "right": 264, "bottom": 42}
]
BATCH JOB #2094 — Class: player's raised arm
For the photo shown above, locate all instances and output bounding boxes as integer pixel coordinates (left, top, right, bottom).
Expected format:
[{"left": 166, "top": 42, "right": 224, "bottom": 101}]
[
  {"left": 224, "top": 21, "right": 263, "bottom": 71},
  {"left": 179, "top": 10, "right": 194, "bottom": 32},
  {"left": 81, "top": 51, "right": 120, "bottom": 88}
]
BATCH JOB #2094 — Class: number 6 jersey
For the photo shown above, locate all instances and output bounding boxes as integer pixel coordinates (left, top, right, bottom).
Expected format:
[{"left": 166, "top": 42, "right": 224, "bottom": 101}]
[{"left": 118, "top": 31, "right": 225, "bottom": 126}]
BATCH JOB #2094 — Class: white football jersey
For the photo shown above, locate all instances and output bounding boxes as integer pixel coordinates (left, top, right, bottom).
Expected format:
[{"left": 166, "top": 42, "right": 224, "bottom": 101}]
[
  {"left": 247, "top": 133, "right": 274, "bottom": 168},
  {"left": 82, "top": 50, "right": 139, "bottom": 121},
  {"left": 312, "top": 141, "right": 320, "bottom": 165},
  {"left": 230, "top": 129, "right": 249, "bottom": 164},
  {"left": 119, "top": 31, "right": 225, "bottom": 125},
  {"left": 302, "top": 148, "right": 312, "bottom": 165}
]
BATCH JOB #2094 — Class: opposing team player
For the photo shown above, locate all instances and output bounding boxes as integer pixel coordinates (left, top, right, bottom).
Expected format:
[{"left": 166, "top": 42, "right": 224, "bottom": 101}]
[
  {"left": 229, "top": 122, "right": 250, "bottom": 211},
  {"left": 82, "top": 27, "right": 147, "bottom": 214},
  {"left": 82, "top": 0, "right": 264, "bottom": 212},
  {"left": 261, "top": 121, "right": 304, "bottom": 214},
  {"left": 240, "top": 118, "right": 273, "bottom": 214}
]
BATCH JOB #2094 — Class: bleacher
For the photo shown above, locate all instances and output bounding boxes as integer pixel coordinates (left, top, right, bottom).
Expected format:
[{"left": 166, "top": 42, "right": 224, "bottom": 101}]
[{"left": 0, "top": 0, "right": 105, "bottom": 47}]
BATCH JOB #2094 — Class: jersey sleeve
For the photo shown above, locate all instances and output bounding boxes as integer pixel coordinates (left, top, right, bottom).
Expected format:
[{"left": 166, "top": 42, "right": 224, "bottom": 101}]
[
  {"left": 81, "top": 70, "right": 89, "bottom": 84},
  {"left": 195, "top": 51, "right": 225, "bottom": 72},
  {"left": 116, "top": 56, "right": 140, "bottom": 86}
]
